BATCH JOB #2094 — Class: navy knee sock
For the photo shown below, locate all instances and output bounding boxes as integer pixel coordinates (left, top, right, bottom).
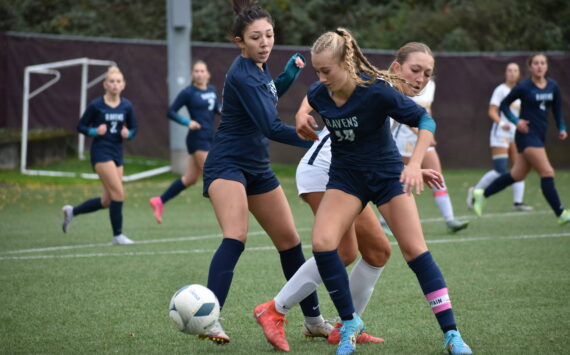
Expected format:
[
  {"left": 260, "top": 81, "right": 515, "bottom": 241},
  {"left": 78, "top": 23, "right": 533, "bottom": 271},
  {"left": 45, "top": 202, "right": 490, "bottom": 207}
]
[
  {"left": 408, "top": 251, "right": 456, "bottom": 333},
  {"left": 109, "top": 200, "right": 123, "bottom": 236},
  {"left": 207, "top": 238, "right": 245, "bottom": 310},
  {"left": 73, "top": 197, "right": 103, "bottom": 216},
  {"left": 541, "top": 177, "right": 564, "bottom": 216},
  {"left": 484, "top": 173, "right": 515, "bottom": 198},
  {"left": 161, "top": 178, "right": 186, "bottom": 204},
  {"left": 492, "top": 156, "right": 508, "bottom": 174},
  {"left": 279, "top": 243, "right": 321, "bottom": 317},
  {"left": 313, "top": 249, "right": 354, "bottom": 321}
]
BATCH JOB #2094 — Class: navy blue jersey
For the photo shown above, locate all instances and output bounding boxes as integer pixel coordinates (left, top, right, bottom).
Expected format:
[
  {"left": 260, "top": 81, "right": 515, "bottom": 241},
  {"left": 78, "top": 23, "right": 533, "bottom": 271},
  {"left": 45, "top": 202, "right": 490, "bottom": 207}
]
[
  {"left": 167, "top": 84, "right": 220, "bottom": 139},
  {"left": 205, "top": 56, "right": 310, "bottom": 173},
  {"left": 307, "top": 78, "right": 427, "bottom": 174},
  {"left": 77, "top": 97, "right": 137, "bottom": 150},
  {"left": 500, "top": 78, "right": 566, "bottom": 139}
]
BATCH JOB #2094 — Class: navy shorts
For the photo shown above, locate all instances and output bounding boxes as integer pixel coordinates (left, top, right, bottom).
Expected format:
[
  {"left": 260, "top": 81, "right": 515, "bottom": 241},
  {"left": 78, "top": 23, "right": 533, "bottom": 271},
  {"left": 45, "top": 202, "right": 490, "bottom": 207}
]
[
  {"left": 515, "top": 132, "right": 545, "bottom": 153},
  {"left": 90, "top": 145, "right": 123, "bottom": 167},
  {"left": 202, "top": 166, "right": 280, "bottom": 197},
  {"left": 186, "top": 131, "right": 213, "bottom": 154},
  {"left": 326, "top": 168, "right": 404, "bottom": 207}
]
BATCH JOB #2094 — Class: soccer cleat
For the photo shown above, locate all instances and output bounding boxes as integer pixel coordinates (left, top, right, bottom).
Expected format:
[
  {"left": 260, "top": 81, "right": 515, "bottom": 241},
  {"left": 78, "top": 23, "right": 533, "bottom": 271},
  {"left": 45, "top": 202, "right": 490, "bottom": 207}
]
[
  {"left": 336, "top": 314, "right": 364, "bottom": 355},
  {"left": 513, "top": 202, "right": 533, "bottom": 211},
  {"left": 472, "top": 189, "right": 485, "bottom": 217},
  {"left": 446, "top": 219, "right": 469, "bottom": 233},
  {"left": 558, "top": 209, "right": 570, "bottom": 226},
  {"left": 254, "top": 300, "right": 290, "bottom": 352},
  {"left": 443, "top": 330, "right": 472, "bottom": 355},
  {"left": 466, "top": 187, "right": 474, "bottom": 210},
  {"left": 198, "top": 319, "right": 230, "bottom": 344},
  {"left": 149, "top": 197, "right": 164, "bottom": 224},
  {"left": 112, "top": 234, "right": 135, "bottom": 245},
  {"left": 380, "top": 218, "right": 394, "bottom": 238},
  {"left": 61, "top": 205, "right": 74, "bottom": 233},
  {"left": 328, "top": 322, "right": 384, "bottom": 344},
  {"left": 303, "top": 319, "right": 334, "bottom": 338}
]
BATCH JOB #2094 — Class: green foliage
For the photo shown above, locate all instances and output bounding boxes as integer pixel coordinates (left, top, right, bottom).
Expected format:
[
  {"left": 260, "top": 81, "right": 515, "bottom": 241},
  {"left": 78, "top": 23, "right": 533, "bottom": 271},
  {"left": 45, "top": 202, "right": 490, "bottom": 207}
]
[{"left": 1, "top": 0, "right": 569, "bottom": 50}]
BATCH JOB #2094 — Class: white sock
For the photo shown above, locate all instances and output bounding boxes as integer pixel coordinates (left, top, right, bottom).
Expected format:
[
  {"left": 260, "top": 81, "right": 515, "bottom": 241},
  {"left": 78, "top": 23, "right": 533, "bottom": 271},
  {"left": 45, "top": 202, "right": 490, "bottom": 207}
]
[
  {"left": 475, "top": 170, "right": 501, "bottom": 190},
  {"left": 432, "top": 182, "right": 454, "bottom": 222},
  {"left": 274, "top": 257, "right": 322, "bottom": 315},
  {"left": 349, "top": 258, "right": 384, "bottom": 316},
  {"left": 512, "top": 180, "right": 525, "bottom": 204}
]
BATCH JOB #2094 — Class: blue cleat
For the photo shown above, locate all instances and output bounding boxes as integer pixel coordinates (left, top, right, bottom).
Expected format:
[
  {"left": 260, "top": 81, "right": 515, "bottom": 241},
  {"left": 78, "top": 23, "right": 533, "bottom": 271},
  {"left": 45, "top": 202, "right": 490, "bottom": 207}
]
[
  {"left": 472, "top": 189, "right": 485, "bottom": 217},
  {"left": 336, "top": 314, "right": 364, "bottom": 355},
  {"left": 444, "top": 330, "right": 472, "bottom": 355}
]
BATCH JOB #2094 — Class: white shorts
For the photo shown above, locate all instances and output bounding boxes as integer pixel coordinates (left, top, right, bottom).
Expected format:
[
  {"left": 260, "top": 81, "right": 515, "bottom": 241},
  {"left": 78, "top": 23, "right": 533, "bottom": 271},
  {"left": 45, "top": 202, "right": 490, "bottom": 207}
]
[
  {"left": 393, "top": 125, "right": 435, "bottom": 157},
  {"left": 489, "top": 122, "right": 516, "bottom": 148},
  {"left": 295, "top": 163, "right": 329, "bottom": 195}
]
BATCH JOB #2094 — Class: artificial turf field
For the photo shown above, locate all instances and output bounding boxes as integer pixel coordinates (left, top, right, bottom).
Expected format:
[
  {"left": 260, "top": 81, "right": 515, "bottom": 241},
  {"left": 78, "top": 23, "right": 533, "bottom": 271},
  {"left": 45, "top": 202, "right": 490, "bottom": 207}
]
[{"left": 1, "top": 160, "right": 569, "bottom": 354}]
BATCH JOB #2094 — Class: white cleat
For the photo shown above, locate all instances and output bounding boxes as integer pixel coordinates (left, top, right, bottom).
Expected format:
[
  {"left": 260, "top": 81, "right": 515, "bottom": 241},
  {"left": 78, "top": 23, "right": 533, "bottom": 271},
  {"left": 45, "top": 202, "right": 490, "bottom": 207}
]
[
  {"left": 112, "top": 234, "right": 135, "bottom": 245},
  {"left": 62, "top": 205, "right": 74, "bottom": 233},
  {"left": 513, "top": 202, "right": 533, "bottom": 211},
  {"left": 303, "top": 319, "right": 334, "bottom": 338},
  {"left": 466, "top": 187, "right": 474, "bottom": 210},
  {"left": 198, "top": 319, "right": 230, "bottom": 344}
]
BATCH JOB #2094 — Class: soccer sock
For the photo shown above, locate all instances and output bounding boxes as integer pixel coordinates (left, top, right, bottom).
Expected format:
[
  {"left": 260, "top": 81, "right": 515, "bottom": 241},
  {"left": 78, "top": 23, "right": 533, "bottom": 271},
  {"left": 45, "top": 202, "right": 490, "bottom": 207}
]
[
  {"left": 109, "top": 200, "right": 123, "bottom": 236},
  {"left": 492, "top": 156, "right": 508, "bottom": 174},
  {"left": 313, "top": 249, "right": 354, "bottom": 321},
  {"left": 160, "top": 178, "right": 186, "bottom": 204},
  {"left": 408, "top": 251, "right": 456, "bottom": 332},
  {"left": 474, "top": 170, "right": 501, "bottom": 190},
  {"left": 73, "top": 197, "right": 103, "bottom": 215},
  {"left": 432, "top": 180, "right": 454, "bottom": 222},
  {"left": 207, "top": 238, "right": 245, "bottom": 310},
  {"left": 512, "top": 181, "right": 525, "bottom": 204},
  {"left": 540, "top": 177, "right": 564, "bottom": 217},
  {"left": 484, "top": 173, "right": 515, "bottom": 198},
  {"left": 275, "top": 257, "right": 322, "bottom": 315},
  {"left": 279, "top": 243, "right": 321, "bottom": 317},
  {"left": 349, "top": 258, "right": 384, "bottom": 316}
]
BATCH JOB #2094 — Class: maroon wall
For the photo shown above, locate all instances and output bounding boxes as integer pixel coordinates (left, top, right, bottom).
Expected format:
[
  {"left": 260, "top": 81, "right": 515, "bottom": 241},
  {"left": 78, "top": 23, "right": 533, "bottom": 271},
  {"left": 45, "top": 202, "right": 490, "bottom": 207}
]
[{"left": 1, "top": 32, "right": 569, "bottom": 168}]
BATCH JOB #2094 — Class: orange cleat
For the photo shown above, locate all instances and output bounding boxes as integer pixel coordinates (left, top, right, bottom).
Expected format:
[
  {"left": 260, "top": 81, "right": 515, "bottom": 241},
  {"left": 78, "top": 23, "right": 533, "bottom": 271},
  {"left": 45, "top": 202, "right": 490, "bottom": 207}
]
[
  {"left": 253, "top": 300, "right": 290, "bottom": 352},
  {"left": 327, "top": 322, "right": 384, "bottom": 345}
]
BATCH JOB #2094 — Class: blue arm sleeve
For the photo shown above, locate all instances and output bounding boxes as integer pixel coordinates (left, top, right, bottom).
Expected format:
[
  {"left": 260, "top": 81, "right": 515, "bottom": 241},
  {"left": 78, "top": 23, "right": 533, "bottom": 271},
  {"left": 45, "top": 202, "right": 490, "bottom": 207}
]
[
  {"left": 167, "top": 90, "right": 192, "bottom": 126},
  {"left": 273, "top": 53, "right": 305, "bottom": 98},
  {"left": 126, "top": 105, "right": 138, "bottom": 140},
  {"left": 499, "top": 85, "right": 521, "bottom": 125},
  {"left": 232, "top": 76, "right": 311, "bottom": 148},
  {"left": 77, "top": 104, "right": 98, "bottom": 137},
  {"left": 418, "top": 113, "right": 436, "bottom": 134},
  {"left": 552, "top": 84, "right": 566, "bottom": 133}
]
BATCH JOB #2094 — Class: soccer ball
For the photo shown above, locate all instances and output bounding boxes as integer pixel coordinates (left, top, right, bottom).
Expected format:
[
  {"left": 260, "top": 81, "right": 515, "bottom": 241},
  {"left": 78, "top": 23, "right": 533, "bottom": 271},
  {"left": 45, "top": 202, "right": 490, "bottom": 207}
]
[{"left": 168, "top": 284, "right": 220, "bottom": 335}]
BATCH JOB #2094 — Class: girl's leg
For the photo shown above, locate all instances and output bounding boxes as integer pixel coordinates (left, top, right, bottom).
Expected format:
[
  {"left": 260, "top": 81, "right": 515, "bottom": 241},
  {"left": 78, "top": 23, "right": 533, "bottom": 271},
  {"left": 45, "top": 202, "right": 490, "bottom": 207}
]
[
  {"left": 509, "top": 143, "right": 529, "bottom": 208},
  {"left": 95, "top": 162, "right": 131, "bottom": 244},
  {"left": 524, "top": 147, "right": 565, "bottom": 217}
]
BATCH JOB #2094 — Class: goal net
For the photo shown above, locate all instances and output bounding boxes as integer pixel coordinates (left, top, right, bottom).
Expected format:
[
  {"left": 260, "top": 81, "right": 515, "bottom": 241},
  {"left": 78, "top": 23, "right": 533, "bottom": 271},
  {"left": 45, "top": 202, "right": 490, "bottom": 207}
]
[{"left": 20, "top": 57, "right": 171, "bottom": 181}]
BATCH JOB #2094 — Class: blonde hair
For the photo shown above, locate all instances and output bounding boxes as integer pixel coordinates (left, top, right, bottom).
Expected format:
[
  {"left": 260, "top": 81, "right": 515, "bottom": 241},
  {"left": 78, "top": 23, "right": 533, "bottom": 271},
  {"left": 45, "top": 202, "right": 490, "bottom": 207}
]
[
  {"left": 311, "top": 28, "right": 413, "bottom": 95},
  {"left": 105, "top": 65, "right": 123, "bottom": 80}
]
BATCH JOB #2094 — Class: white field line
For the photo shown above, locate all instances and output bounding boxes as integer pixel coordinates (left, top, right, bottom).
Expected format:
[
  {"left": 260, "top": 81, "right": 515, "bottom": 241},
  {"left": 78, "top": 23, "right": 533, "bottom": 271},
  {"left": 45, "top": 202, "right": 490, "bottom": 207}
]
[
  {"left": 1, "top": 232, "right": 569, "bottom": 261},
  {"left": 0, "top": 209, "right": 559, "bottom": 259}
]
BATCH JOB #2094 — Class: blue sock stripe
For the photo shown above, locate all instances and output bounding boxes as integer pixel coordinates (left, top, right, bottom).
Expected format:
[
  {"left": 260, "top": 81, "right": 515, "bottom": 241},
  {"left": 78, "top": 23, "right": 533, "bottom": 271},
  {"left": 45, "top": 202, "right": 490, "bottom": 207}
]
[{"left": 492, "top": 156, "right": 508, "bottom": 174}]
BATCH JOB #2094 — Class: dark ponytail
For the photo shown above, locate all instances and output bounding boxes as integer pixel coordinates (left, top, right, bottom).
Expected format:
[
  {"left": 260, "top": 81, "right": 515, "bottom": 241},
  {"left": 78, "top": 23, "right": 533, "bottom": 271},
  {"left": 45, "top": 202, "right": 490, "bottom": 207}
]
[{"left": 231, "top": 0, "right": 274, "bottom": 38}]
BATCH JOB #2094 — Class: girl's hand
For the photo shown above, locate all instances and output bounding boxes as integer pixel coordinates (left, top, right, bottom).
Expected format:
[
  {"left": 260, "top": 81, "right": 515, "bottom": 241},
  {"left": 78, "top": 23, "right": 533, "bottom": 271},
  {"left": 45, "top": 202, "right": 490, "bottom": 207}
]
[
  {"left": 296, "top": 112, "right": 318, "bottom": 141},
  {"left": 400, "top": 162, "right": 424, "bottom": 195},
  {"left": 96, "top": 124, "right": 107, "bottom": 135},
  {"left": 502, "top": 123, "right": 511, "bottom": 131},
  {"left": 516, "top": 119, "right": 529, "bottom": 134},
  {"left": 189, "top": 121, "right": 202, "bottom": 130},
  {"left": 559, "top": 131, "right": 568, "bottom": 140},
  {"left": 294, "top": 56, "right": 305, "bottom": 69},
  {"left": 421, "top": 169, "right": 443, "bottom": 190},
  {"left": 121, "top": 126, "right": 129, "bottom": 138}
]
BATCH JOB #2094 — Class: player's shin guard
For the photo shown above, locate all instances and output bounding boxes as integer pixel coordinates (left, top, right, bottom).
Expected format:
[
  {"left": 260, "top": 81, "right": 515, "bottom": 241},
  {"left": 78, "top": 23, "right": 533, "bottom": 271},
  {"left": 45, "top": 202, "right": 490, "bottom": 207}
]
[
  {"left": 314, "top": 249, "right": 354, "bottom": 320},
  {"left": 541, "top": 177, "right": 564, "bottom": 217},
  {"left": 109, "top": 200, "right": 123, "bottom": 236},
  {"left": 161, "top": 178, "right": 187, "bottom": 204},
  {"left": 74, "top": 197, "right": 103, "bottom": 215},
  {"left": 207, "top": 238, "right": 244, "bottom": 310},
  {"left": 279, "top": 243, "right": 320, "bottom": 317},
  {"left": 408, "top": 251, "right": 456, "bottom": 332},
  {"left": 275, "top": 256, "right": 322, "bottom": 315}
]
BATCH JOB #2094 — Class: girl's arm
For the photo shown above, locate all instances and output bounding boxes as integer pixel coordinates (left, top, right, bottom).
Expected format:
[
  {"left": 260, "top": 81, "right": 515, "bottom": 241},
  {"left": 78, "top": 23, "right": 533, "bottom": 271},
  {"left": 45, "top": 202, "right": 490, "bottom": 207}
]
[
  {"left": 77, "top": 105, "right": 99, "bottom": 137},
  {"left": 273, "top": 53, "right": 305, "bottom": 98},
  {"left": 167, "top": 90, "right": 192, "bottom": 127}
]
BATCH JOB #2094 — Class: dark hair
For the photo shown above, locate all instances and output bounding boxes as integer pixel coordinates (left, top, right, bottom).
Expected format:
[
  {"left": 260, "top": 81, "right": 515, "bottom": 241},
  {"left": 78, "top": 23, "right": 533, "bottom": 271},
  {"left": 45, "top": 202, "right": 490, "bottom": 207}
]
[
  {"left": 231, "top": 0, "right": 274, "bottom": 38},
  {"left": 527, "top": 53, "right": 548, "bottom": 67}
]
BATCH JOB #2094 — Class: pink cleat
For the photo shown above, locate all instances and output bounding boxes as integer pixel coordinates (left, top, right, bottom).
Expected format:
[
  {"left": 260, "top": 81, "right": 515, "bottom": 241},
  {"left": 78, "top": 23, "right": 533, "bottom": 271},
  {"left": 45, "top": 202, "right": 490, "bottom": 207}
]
[{"left": 149, "top": 197, "right": 164, "bottom": 224}]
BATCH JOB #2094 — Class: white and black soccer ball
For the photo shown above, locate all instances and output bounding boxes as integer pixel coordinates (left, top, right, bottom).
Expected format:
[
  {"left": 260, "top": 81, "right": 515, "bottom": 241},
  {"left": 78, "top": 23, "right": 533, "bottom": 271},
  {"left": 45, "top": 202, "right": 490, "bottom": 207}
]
[{"left": 168, "top": 284, "right": 220, "bottom": 335}]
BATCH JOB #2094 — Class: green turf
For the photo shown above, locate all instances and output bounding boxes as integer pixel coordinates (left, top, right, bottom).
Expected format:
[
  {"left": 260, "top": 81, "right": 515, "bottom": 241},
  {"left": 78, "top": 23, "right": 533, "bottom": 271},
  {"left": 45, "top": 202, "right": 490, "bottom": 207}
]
[{"left": 0, "top": 163, "right": 569, "bottom": 354}]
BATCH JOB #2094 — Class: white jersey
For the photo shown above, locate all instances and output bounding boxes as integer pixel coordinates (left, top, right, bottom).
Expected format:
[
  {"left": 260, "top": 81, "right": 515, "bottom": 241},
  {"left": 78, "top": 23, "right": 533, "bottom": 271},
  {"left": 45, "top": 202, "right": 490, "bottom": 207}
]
[
  {"left": 488, "top": 83, "right": 520, "bottom": 148},
  {"left": 391, "top": 80, "right": 436, "bottom": 157}
]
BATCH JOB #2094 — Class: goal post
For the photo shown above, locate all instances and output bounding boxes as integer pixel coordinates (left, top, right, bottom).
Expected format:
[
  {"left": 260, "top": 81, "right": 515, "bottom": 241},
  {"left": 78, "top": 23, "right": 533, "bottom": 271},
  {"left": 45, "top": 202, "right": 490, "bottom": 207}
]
[{"left": 20, "top": 57, "right": 171, "bottom": 181}]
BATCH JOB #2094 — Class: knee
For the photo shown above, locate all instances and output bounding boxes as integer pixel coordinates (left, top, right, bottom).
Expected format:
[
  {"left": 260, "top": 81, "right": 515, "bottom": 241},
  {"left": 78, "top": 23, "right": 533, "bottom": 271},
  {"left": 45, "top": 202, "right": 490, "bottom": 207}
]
[
  {"left": 338, "top": 247, "right": 358, "bottom": 267},
  {"left": 109, "top": 190, "right": 124, "bottom": 201},
  {"left": 540, "top": 169, "right": 554, "bottom": 178},
  {"left": 182, "top": 175, "right": 198, "bottom": 186},
  {"left": 362, "top": 245, "right": 391, "bottom": 267},
  {"left": 100, "top": 197, "right": 111, "bottom": 208}
]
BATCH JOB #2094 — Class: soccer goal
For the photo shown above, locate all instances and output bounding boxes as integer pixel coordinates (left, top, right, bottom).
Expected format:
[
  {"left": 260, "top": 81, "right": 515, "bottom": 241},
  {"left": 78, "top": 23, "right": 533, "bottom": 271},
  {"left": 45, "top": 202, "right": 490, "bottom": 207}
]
[{"left": 21, "top": 57, "right": 171, "bottom": 181}]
